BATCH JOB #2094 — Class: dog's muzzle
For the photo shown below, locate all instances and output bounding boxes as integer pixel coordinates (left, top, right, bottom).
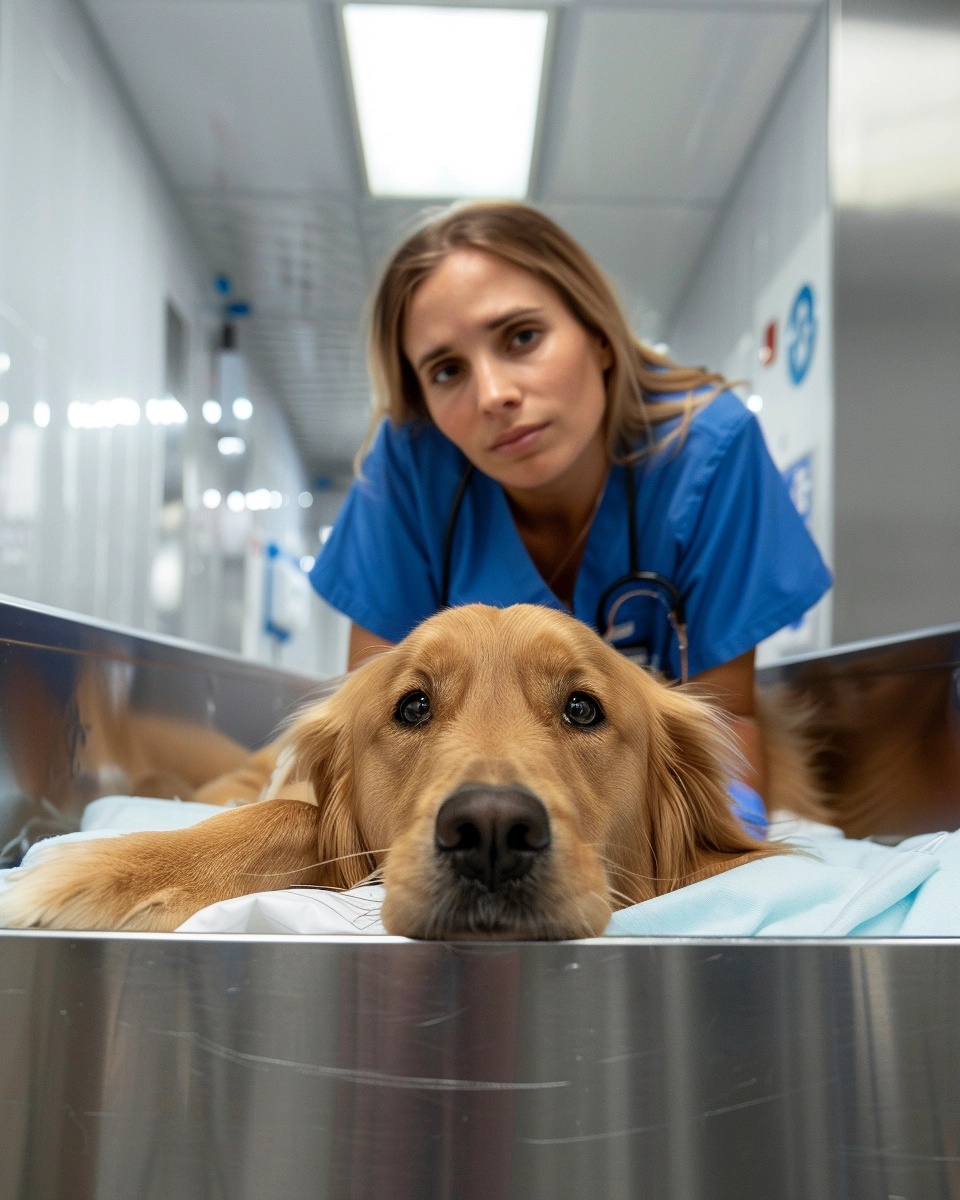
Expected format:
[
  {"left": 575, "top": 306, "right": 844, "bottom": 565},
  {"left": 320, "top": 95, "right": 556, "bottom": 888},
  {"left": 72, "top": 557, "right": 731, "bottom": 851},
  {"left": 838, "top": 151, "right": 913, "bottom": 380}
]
[{"left": 434, "top": 785, "right": 550, "bottom": 891}]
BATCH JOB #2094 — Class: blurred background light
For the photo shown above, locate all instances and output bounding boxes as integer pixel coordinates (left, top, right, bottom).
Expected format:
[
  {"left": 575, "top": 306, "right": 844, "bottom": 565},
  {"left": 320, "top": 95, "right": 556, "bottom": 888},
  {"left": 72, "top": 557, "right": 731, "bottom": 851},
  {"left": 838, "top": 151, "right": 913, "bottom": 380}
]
[
  {"left": 68, "top": 397, "right": 142, "bottom": 429},
  {"left": 836, "top": 20, "right": 960, "bottom": 210},
  {"left": 145, "top": 395, "right": 188, "bottom": 426},
  {"left": 245, "top": 488, "right": 272, "bottom": 511}
]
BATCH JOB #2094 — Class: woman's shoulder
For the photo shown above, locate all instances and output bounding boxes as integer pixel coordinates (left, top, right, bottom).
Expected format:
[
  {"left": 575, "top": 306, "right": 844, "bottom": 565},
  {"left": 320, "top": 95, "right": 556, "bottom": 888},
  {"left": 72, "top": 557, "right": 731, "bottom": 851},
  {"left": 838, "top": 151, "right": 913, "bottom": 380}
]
[
  {"left": 646, "top": 387, "right": 756, "bottom": 466},
  {"left": 366, "top": 416, "right": 466, "bottom": 475}
]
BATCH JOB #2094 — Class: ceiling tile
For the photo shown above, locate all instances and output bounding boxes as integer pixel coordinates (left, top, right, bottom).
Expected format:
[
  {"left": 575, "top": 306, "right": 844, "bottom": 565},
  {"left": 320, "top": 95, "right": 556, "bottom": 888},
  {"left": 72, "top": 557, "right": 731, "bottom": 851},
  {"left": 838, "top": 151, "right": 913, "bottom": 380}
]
[
  {"left": 85, "top": 0, "right": 354, "bottom": 191},
  {"left": 546, "top": 7, "right": 813, "bottom": 203}
]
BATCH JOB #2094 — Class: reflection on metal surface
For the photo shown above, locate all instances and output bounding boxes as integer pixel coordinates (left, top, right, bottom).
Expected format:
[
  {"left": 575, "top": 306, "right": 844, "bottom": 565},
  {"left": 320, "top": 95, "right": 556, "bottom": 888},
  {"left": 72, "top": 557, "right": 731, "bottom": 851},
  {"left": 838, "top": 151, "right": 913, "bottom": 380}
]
[
  {"left": 761, "top": 623, "right": 960, "bottom": 837},
  {"left": 3, "top": 936, "right": 960, "bottom": 1198},
  {"left": 0, "top": 595, "right": 323, "bottom": 864}
]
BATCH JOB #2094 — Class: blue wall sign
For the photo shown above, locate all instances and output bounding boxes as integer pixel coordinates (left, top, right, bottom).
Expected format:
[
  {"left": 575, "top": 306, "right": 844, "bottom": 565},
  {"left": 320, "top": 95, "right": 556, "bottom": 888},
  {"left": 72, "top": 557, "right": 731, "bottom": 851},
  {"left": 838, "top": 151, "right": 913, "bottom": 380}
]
[
  {"left": 786, "top": 283, "right": 817, "bottom": 386},
  {"left": 783, "top": 453, "right": 815, "bottom": 630},
  {"left": 783, "top": 453, "right": 814, "bottom": 525}
]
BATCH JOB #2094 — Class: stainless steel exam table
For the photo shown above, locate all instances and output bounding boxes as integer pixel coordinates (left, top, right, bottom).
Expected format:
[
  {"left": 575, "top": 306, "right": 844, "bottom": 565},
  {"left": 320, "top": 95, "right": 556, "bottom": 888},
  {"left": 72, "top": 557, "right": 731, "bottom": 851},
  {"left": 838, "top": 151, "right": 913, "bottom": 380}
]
[{"left": 1, "top": 595, "right": 959, "bottom": 1200}]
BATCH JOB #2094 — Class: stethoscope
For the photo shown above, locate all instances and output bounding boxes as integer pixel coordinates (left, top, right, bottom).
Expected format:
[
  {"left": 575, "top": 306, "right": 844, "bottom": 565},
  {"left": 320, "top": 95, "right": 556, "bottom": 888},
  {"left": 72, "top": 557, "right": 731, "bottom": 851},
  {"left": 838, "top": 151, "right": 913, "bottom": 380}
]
[{"left": 440, "top": 460, "right": 690, "bottom": 683}]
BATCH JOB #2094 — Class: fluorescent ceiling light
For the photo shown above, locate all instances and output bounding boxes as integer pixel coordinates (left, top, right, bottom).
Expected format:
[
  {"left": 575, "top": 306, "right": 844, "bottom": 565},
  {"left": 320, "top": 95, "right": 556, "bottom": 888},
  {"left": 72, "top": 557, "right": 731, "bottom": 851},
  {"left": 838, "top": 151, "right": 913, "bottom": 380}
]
[{"left": 343, "top": 4, "right": 548, "bottom": 198}]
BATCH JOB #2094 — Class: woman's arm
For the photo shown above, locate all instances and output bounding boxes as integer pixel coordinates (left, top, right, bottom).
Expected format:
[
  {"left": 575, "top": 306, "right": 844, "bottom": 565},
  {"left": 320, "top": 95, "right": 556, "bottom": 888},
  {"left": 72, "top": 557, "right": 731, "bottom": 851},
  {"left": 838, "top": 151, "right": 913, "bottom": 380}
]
[
  {"left": 690, "top": 649, "right": 766, "bottom": 800},
  {"left": 348, "top": 623, "right": 395, "bottom": 673}
]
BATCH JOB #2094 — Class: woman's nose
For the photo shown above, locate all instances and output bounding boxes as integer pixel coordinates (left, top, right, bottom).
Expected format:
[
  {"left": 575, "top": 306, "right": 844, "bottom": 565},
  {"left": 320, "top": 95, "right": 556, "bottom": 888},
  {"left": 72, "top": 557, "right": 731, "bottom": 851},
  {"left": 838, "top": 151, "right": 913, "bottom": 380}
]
[{"left": 473, "top": 354, "right": 521, "bottom": 412}]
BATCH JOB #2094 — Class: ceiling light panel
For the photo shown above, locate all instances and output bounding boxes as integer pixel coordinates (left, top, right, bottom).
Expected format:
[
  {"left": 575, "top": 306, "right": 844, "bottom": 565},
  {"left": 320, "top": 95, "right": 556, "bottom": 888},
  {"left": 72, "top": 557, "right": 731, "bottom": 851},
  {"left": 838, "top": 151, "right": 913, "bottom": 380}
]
[{"left": 343, "top": 5, "right": 549, "bottom": 198}]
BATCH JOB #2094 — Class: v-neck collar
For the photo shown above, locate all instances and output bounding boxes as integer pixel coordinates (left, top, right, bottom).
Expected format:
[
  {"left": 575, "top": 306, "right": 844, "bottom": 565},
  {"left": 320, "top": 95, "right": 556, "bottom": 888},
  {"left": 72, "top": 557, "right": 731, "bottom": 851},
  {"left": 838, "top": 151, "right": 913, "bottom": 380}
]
[{"left": 480, "top": 466, "right": 625, "bottom": 616}]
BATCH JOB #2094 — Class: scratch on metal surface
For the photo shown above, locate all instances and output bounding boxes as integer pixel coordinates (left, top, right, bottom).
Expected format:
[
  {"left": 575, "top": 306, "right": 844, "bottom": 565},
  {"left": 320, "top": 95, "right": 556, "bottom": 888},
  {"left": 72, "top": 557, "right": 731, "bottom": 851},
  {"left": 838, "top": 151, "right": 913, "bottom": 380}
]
[
  {"left": 65, "top": 1106, "right": 89, "bottom": 1156},
  {"left": 846, "top": 1148, "right": 960, "bottom": 1164},
  {"left": 159, "top": 1030, "right": 570, "bottom": 1092},
  {"left": 522, "top": 1089, "right": 792, "bottom": 1146},
  {"left": 417, "top": 1007, "right": 469, "bottom": 1028},
  {"left": 700, "top": 1092, "right": 783, "bottom": 1119},
  {"left": 597, "top": 1048, "right": 659, "bottom": 1065},
  {"left": 521, "top": 1119, "right": 670, "bottom": 1146}
]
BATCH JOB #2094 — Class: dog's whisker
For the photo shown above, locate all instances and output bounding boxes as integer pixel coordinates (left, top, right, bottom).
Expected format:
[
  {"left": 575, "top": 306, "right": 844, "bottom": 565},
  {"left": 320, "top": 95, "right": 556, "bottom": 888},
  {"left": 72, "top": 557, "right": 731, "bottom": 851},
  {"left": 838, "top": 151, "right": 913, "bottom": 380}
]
[
  {"left": 239, "top": 848, "right": 391, "bottom": 881},
  {"left": 597, "top": 881, "right": 637, "bottom": 907},
  {"left": 596, "top": 852, "right": 726, "bottom": 888}
]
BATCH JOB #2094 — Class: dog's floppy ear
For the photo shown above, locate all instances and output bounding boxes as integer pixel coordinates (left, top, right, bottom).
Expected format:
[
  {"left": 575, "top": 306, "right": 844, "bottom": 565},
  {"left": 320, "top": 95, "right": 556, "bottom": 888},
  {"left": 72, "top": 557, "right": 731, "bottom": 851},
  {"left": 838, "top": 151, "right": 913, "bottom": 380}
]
[
  {"left": 641, "top": 685, "right": 778, "bottom": 895},
  {"left": 279, "top": 691, "right": 377, "bottom": 890}
]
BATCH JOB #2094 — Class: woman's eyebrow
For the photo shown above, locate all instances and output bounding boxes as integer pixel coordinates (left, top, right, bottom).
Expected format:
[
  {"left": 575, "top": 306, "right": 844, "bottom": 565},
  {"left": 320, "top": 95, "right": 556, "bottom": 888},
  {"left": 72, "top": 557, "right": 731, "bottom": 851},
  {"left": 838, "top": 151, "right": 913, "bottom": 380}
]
[
  {"left": 415, "top": 307, "right": 544, "bottom": 372},
  {"left": 484, "top": 305, "right": 543, "bottom": 331}
]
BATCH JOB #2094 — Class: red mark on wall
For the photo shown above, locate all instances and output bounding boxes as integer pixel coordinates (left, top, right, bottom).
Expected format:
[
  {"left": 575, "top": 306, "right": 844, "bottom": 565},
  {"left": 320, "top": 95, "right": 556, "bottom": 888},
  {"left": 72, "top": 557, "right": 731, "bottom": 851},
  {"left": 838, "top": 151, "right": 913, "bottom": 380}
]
[{"left": 759, "top": 319, "right": 777, "bottom": 367}]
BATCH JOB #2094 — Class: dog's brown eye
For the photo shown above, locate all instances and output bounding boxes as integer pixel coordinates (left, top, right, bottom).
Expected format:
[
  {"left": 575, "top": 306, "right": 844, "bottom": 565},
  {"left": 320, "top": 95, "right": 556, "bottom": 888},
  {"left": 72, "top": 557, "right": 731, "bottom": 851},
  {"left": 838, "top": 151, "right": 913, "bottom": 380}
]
[
  {"left": 563, "top": 692, "right": 605, "bottom": 728},
  {"left": 395, "top": 689, "right": 431, "bottom": 727}
]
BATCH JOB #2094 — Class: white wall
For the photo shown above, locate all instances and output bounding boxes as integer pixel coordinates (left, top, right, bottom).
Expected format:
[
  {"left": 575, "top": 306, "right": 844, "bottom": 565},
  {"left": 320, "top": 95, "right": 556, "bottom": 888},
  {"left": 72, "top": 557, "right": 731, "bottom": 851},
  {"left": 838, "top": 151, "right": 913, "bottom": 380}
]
[
  {"left": 0, "top": 0, "right": 203, "bottom": 626},
  {"left": 0, "top": 0, "right": 336, "bottom": 674},
  {"left": 667, "top": 7, "right": 833, "bottom": 662}
]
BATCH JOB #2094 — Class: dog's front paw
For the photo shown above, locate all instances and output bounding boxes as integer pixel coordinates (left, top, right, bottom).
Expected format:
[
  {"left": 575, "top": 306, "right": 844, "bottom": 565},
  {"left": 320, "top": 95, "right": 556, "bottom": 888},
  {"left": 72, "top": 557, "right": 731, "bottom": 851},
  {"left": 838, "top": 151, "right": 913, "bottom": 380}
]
[{"left": 0, "top": 837, "right": 190, "bottom": 932}]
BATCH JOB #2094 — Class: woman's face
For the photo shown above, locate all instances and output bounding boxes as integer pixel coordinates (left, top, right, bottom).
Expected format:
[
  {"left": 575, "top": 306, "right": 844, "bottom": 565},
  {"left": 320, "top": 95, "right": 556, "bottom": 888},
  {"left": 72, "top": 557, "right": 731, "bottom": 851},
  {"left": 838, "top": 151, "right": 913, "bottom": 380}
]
[{"left": 401, "top": 249, "right": 611, "bottom": 496}]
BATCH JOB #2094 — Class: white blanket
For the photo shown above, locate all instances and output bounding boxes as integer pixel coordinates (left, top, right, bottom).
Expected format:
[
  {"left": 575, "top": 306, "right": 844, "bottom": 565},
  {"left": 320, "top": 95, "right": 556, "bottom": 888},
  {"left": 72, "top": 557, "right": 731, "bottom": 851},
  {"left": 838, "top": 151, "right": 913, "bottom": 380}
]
[{"left": 3, "top": 798, "right": 959, "bottom": 938}]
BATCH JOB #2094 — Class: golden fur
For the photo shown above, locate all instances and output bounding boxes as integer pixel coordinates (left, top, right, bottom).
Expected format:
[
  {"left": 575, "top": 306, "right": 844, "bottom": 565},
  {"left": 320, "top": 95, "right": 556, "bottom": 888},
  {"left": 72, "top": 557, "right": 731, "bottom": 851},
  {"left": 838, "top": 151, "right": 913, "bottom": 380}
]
[{"left": 0, "top": 604, "right": 790, "bottom": 939}]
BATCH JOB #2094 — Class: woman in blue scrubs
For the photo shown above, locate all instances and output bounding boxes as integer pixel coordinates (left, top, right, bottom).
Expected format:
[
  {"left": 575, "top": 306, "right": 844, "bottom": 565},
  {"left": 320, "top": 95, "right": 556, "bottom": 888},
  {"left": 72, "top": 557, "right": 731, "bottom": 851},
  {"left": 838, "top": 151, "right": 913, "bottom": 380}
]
[{"left": 310, "top": 202, "right": 831, "bottom": 810}]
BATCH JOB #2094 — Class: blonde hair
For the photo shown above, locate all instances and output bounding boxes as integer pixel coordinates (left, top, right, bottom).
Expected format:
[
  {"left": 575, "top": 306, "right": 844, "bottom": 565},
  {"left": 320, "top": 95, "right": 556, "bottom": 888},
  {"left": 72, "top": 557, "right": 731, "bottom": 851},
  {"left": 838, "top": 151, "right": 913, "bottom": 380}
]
[{"left": 358, "top": 201, "right": 726, "bottom": 471}]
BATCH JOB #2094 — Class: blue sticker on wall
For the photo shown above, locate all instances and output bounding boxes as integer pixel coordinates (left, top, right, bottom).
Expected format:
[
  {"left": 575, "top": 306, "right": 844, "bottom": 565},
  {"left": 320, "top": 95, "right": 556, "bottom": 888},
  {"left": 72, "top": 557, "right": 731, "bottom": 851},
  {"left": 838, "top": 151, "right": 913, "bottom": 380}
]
[
  {"left": 786, "top": 283, "right": 817, "bottom": 385},
  {"left": 783, "top": 453, "right": 814, "bottom": 525},
  {"left": 783, "top": 454, "right": 815, "bottom": 630}
]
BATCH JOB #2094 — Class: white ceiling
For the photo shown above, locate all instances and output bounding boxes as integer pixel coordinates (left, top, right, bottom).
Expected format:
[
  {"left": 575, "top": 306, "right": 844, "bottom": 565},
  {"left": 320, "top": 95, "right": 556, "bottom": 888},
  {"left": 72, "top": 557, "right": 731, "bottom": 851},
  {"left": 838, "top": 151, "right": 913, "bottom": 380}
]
[{"left": 82, "top": 0, "right": 821, "bottom": 475}]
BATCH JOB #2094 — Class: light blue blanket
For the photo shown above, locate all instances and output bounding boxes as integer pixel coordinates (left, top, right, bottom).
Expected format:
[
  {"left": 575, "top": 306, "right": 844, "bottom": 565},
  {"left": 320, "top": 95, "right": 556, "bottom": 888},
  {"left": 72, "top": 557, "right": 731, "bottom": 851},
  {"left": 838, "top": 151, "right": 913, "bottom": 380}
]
[
  {"left": 4, "top": 802, "right": 960, "bottom": 937},
  {"left": 607, "top": 824, "right": 960, "bottom": 937}
]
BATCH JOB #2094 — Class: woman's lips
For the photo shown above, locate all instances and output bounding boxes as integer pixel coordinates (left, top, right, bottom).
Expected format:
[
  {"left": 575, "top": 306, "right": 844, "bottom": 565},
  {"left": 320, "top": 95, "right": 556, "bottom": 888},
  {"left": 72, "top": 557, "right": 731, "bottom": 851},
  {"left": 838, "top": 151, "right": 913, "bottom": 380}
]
[{"left": 489, "top": 422, "right": 548, "bottom": 456}]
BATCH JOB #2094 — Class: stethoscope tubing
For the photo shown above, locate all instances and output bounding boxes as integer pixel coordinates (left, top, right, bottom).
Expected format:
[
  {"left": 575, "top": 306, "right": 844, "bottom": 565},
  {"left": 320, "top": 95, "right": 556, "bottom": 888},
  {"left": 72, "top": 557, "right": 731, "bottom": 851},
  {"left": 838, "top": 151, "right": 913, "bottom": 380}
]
[{"left": 439, "top": 457, "right": 688, "bottom": 681}]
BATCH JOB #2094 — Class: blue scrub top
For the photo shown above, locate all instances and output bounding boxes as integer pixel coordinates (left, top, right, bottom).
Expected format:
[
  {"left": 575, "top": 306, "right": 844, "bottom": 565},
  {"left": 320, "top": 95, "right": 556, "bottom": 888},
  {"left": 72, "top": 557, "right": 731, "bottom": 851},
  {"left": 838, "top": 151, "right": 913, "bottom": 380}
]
[{"left": 310, "top": 390, "right": 832, "bottom": 678}]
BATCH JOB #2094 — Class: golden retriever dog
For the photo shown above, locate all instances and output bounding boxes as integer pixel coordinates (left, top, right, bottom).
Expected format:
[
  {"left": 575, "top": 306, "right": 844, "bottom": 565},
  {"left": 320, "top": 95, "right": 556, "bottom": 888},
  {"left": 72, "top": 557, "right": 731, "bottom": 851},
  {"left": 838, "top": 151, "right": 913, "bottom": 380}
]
[{"left": 0, "top": 604, "right": 791, "bottom": 939}]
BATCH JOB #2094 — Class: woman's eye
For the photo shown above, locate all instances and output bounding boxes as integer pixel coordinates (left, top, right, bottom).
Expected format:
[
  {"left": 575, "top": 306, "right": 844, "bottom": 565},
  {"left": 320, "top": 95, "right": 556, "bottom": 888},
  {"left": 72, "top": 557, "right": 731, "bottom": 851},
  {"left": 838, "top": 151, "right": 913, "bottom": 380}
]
[
  {"left": 395, "top": 689, "right": 432, "bottom": 727},
  {"left": 511, "top": 328, "right": 539, "bottom": 350},
  {"left": 563, "top": 692, "right": 605, "bottom": 729},
  {"left": 432, "top": 362, "right": 460, "bottom": 385}
]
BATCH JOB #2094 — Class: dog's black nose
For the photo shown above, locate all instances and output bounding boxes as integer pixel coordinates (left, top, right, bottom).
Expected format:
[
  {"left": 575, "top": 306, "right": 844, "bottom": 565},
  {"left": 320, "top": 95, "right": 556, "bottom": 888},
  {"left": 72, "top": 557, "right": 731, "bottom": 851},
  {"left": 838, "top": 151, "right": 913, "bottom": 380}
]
[{"left": 435, "top": 786, "right": 550, "bottom": 891}]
